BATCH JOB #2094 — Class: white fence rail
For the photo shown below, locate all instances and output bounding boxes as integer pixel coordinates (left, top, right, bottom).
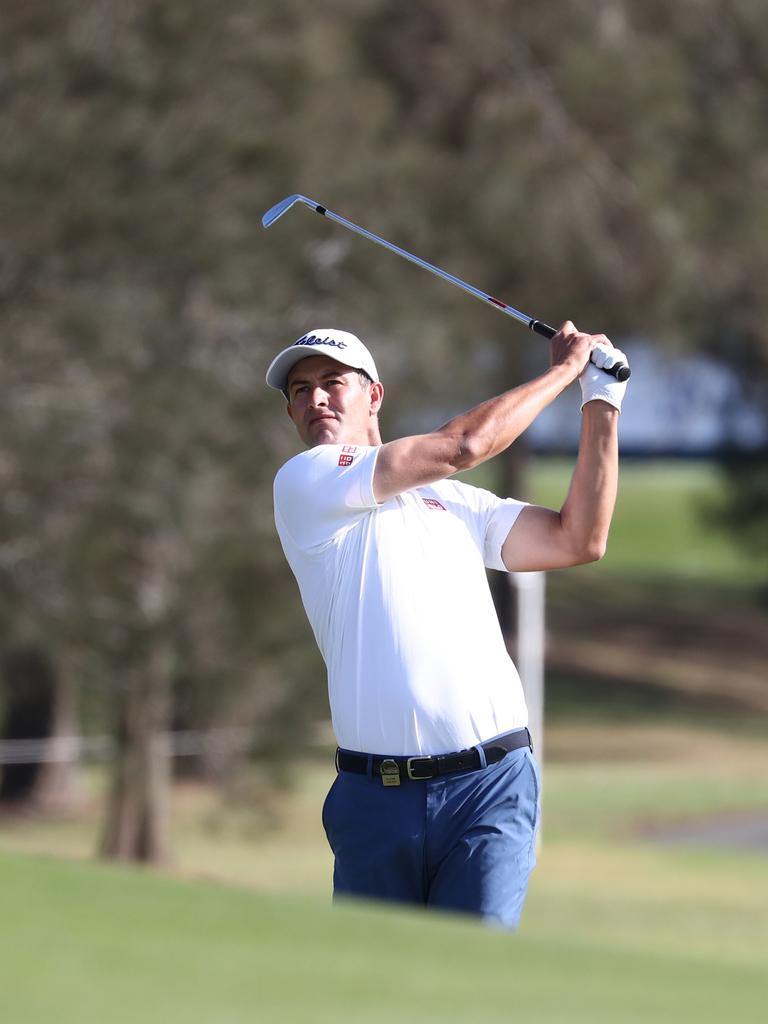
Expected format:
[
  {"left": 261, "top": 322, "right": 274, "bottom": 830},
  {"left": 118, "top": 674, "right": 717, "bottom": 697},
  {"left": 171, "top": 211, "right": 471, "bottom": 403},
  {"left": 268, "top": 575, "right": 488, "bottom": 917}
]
[{"left": 0, "top": 729, "right": 252, "bottom": 766}]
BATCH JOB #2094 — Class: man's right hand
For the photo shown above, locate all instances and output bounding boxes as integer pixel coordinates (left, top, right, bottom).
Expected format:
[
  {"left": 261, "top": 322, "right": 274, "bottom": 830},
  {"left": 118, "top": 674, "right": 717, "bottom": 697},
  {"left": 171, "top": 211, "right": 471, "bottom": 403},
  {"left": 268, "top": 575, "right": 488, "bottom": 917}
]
[{"left": 550, "top": 321, "right": 598, "bottom": 382}]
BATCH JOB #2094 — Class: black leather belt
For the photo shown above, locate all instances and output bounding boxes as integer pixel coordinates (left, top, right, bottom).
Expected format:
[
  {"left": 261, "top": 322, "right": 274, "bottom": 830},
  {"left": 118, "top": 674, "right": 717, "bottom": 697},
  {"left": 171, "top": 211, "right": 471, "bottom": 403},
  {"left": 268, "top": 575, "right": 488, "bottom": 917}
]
[{"left": 335, "top": 728, "right": 532, "bottom": 786}]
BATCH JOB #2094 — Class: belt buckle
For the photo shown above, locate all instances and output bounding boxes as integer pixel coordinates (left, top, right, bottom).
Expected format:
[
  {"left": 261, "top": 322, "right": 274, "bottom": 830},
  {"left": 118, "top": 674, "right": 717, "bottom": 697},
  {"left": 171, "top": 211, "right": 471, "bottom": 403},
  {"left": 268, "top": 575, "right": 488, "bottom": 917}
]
[
  {"left": 379, "top": 758, "right": 401, "bottom": 787},
  {"left": 406, "top": 756, "right": 434, "bottom": 781}
]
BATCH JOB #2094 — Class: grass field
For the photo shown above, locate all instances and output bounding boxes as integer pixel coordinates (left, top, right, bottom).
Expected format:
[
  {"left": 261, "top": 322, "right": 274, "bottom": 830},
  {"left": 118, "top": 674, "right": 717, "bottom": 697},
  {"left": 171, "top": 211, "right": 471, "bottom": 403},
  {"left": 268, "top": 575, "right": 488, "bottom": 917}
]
[
  {"left": 2, "top": 773, "right": 767, "bottom": 1024},
  {"left": 2, "top": 718, "right": 767, "bottom": 1022},
  {"left": 1, "top": 835, "right": 766, "bottom": 1024}
]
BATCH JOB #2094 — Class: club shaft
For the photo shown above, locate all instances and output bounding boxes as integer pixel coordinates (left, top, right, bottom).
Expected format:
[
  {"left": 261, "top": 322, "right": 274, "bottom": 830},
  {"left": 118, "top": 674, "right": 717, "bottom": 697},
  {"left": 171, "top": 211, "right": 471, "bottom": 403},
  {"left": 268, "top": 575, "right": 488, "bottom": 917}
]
[{"left": 318, "top": 206, "right": 539, "bottom": 332}]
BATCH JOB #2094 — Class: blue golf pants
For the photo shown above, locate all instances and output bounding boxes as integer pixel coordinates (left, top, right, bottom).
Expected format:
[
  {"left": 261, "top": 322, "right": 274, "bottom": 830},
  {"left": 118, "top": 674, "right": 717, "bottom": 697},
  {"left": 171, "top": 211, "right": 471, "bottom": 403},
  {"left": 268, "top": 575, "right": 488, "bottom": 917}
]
[{"left": 322, "top": 745, "right": 540, "bottom": 930}]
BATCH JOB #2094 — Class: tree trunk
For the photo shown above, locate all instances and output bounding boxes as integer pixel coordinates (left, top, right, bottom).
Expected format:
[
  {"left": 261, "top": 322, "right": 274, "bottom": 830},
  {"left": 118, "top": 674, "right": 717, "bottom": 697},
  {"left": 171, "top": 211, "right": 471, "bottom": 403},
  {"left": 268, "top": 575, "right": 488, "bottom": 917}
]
[
  {"left": 30, "top": 653, "right": 84, "bottom": 814},
  {"left": 99, "top": 641, "right": 173, "bottom": 864},
  {"left": 0, "top": 645, "right": 55, "bottom": 807}
]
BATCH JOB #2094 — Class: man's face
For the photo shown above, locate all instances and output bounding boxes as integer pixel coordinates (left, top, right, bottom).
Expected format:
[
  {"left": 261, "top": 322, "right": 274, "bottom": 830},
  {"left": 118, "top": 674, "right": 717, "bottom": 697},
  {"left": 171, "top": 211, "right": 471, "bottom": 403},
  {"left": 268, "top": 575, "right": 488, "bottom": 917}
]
[{"left": 285, "top": 354, "right": 381, "bottom": 447}]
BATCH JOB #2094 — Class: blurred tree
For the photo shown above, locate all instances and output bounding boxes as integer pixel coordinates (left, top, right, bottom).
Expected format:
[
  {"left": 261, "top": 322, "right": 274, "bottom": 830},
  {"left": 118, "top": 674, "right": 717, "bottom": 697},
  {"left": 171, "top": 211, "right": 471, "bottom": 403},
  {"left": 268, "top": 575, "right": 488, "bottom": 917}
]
[
  {"left": 0, "top": 0, "right": 323, "bottom": 859},
  {"left": 634, "top": 0, "right": 768, "bottom": 569}
]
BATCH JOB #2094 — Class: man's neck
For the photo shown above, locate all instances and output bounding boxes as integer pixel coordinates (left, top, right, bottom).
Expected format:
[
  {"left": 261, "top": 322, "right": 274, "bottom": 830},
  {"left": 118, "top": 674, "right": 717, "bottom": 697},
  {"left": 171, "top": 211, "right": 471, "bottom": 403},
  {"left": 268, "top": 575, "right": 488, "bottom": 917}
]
[{"left": 340, "top": 424, "right": 383, "bottom": 447}]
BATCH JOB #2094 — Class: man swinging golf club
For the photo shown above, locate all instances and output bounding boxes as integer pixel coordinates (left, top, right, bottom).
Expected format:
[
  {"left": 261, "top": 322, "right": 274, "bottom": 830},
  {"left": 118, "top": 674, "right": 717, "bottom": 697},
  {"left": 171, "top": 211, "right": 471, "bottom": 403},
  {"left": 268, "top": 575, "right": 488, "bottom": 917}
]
[{"left": 267, "top": 322, "right": 628, "bottom": 928}]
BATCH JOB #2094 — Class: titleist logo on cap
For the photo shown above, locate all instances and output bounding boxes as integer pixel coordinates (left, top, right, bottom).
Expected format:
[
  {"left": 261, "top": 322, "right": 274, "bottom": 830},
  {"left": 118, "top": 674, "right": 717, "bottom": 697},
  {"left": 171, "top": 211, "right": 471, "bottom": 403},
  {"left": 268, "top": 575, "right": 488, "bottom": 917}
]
[{"left": 294, "top": 334, "right": 348, "bottom": 350}]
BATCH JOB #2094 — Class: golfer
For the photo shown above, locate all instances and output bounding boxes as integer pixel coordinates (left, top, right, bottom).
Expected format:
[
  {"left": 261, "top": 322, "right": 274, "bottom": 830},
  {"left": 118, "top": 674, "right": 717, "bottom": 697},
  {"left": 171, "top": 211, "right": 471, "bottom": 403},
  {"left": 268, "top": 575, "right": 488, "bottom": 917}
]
[{"left": 267, "top": 323, "right": 628, "bottom": 929}]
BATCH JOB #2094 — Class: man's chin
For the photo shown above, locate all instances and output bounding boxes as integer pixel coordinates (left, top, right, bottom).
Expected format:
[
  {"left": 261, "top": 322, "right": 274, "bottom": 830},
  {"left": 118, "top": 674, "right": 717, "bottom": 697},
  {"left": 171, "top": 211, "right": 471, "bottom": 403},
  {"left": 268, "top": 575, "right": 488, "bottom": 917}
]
[{"left": 308, "top": 423, "right": 339, "bottom": 446}]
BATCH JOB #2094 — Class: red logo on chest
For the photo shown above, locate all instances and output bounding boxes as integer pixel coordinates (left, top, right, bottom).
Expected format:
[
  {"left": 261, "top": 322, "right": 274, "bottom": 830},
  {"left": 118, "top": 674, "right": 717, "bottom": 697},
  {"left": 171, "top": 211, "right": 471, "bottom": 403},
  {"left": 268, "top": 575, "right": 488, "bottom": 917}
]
[
  {"left": 422, "top": 497, "right": 446, "bottom": 511},
  {"left": 338, "top": 445, "right": 358, "bottom": 467}
]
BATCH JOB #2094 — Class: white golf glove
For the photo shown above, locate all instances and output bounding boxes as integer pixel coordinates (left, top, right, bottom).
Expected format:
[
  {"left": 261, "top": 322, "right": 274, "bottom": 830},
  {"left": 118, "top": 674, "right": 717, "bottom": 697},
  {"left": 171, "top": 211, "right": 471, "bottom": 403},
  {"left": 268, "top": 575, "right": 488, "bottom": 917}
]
[{"left": 579, "top": 344, "right": 630, "bottom": 413}]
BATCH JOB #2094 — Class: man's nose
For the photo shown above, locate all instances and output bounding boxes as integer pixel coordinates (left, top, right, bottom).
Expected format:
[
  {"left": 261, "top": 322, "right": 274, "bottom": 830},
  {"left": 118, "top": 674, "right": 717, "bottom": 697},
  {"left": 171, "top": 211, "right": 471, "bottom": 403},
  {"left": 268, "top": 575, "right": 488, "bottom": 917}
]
[{"left": 309, "top": 386, "right": 329, "bottom": 407}]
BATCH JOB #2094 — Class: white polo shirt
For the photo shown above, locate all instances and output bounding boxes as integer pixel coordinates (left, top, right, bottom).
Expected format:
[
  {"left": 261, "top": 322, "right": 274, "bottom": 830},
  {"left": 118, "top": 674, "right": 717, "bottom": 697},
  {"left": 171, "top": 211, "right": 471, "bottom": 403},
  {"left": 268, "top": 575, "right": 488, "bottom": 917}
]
[{"left": 273, "top": 443, "right": 529, "bottom": 756}]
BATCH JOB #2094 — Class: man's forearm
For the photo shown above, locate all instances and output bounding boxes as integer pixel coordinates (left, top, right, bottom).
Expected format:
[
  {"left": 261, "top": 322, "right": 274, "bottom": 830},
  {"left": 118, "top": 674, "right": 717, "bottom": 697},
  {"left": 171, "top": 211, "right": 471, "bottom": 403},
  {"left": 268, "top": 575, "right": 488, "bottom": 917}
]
[
  {"left": 559, "top": 401, "right": 619, "bottom": 561},
  {"left": 436, "top": 361, "right": 578, "bottom": 469},
  {"left": 373, "top": 324, "right": 600, "bottom": 504}
]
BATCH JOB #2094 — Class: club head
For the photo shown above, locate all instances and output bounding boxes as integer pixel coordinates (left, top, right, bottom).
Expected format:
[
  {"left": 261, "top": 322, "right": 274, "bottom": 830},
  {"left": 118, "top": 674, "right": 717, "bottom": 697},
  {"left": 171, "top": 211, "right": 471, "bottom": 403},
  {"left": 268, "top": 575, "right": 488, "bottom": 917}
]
[{"left": 261, "top": 194, "right": 320, "bottom": 228}]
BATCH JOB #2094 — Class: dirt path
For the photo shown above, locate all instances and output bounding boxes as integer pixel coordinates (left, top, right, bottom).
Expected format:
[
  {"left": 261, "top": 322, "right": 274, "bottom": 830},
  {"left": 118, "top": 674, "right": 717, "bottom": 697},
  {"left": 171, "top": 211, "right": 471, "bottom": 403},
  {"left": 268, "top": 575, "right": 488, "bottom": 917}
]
[{"left": 638, "top": 811, "right": 768, "bottom": 850}]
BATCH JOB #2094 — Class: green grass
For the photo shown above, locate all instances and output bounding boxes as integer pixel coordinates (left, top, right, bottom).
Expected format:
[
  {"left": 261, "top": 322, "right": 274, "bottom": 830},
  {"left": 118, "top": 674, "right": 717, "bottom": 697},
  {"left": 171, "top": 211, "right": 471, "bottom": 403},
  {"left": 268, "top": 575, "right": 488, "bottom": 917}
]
[
  {"left": 2, "top": 721, "right": 767, "bottom": 1023},
  {"left": 1, "top": 847, "right": 766, "bottom": 1024}
]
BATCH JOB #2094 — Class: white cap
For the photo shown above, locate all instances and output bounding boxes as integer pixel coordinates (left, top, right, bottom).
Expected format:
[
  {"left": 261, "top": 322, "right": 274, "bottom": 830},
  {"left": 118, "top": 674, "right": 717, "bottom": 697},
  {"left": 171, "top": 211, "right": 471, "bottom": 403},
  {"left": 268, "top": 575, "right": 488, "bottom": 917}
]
[{"left": 265, "top": 329, "right": 379, "bottom": 393}]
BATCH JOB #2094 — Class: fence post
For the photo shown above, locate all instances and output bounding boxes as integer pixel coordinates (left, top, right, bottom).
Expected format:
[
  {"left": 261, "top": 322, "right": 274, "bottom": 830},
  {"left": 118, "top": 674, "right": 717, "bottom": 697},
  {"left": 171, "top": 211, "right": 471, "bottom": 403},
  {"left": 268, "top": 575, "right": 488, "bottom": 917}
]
[{"left": 513, "top": 571, "right": 546, "bottom": 762}]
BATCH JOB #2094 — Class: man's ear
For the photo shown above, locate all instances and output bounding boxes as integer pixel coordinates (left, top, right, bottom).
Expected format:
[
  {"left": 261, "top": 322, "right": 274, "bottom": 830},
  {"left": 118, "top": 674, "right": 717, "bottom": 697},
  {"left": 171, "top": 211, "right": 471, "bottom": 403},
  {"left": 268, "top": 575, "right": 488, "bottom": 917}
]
[
  {"left": 286, "top": 401, "right": 295, "bottom": 423},
  {"left": 369, "top": 381, "right": 384, "bottom": 416}
]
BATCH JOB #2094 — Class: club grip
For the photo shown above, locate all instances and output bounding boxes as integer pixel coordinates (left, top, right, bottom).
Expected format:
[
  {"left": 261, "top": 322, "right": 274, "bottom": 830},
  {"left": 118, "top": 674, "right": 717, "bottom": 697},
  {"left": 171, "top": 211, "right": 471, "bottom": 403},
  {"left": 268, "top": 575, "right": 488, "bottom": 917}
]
[{"left": 529, "top": 320, "right": 631, "bottom": 381}]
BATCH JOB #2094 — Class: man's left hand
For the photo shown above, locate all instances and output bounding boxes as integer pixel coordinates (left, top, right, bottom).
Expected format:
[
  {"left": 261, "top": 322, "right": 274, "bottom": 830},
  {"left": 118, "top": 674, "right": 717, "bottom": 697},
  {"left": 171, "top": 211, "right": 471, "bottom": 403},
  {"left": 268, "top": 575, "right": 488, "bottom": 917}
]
[{"left": 579, "top": 342, "right": 630, "bottom": 413}]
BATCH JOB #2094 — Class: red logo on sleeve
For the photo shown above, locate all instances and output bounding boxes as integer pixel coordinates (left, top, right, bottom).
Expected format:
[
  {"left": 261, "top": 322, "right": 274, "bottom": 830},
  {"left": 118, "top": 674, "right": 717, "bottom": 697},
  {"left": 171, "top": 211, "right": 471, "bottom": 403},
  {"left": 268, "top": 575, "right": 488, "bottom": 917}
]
[{"left": 422, "top": 497, "right": 446, "bottom": 511}]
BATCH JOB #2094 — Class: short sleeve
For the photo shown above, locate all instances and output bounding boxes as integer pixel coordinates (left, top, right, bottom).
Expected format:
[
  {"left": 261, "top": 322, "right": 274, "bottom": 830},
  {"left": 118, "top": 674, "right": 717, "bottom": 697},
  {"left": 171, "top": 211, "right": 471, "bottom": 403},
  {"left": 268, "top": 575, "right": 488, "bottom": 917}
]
[
  {"left": 432, "top": 479, "right": 527, "bottom": 572},
  {"left": 273, "top": 444, "right": 380, "bottom": 550},
  {"left": 483, "top": 499, "right": 528, "bottom": 571}
]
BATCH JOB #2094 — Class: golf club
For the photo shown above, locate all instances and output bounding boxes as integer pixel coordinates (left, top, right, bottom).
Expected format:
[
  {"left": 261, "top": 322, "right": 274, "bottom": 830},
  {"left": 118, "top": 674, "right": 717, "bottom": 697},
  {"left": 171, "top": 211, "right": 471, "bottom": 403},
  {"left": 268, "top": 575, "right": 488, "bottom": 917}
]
[{"left": 262, "top": 194, "right": 631, "bottom": 382}]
